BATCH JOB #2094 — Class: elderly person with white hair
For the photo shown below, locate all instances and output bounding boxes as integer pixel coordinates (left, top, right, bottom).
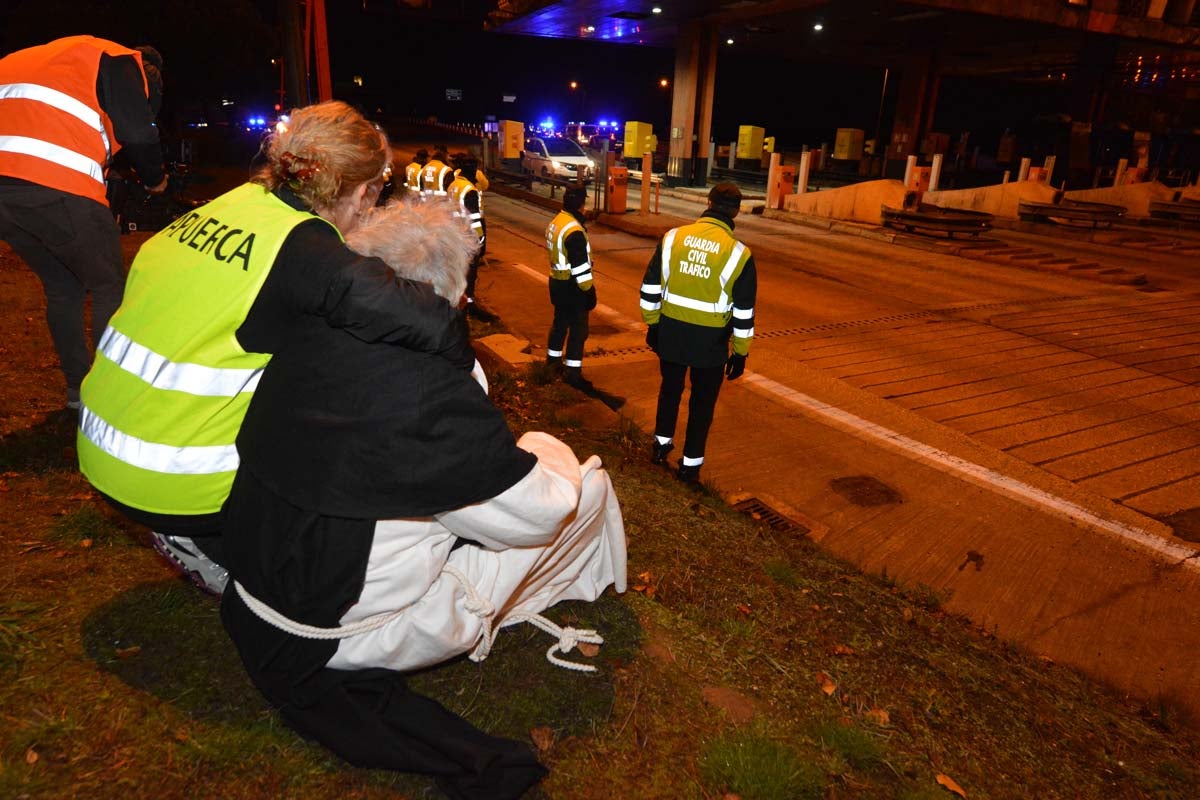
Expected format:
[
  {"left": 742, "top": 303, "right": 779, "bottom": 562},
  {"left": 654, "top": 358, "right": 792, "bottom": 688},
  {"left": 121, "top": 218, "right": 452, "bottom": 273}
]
[{"left": 219, "top": 198, "right": 626, "bottom": 800}]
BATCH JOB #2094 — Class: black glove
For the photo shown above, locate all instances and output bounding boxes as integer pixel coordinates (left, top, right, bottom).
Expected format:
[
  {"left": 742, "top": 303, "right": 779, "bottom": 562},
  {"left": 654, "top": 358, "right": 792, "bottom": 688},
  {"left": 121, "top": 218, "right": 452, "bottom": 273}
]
[
  {"left": 725, "top": 353, "right": 746, "bottom": 381},
  {"left": 645, "top": 325, "right": 659, "bottom": 351},
  {"left": 584, "top": 286, "right": 598, "bottom": 310}
]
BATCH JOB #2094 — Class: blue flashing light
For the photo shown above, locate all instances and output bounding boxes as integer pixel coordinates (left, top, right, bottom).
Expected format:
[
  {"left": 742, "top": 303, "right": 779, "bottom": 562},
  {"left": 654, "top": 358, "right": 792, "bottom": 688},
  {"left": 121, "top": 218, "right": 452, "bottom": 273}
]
[
  {"left": 539, "top": 118, "right": 555, "bottom": 130},
  {"left": 598, "top": 119, "right": 608, "bottom": 127}
]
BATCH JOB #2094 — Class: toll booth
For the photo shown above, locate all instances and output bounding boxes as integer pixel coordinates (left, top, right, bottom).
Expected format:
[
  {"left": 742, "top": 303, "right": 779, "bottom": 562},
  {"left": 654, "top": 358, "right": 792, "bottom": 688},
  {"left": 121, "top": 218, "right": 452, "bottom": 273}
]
[
  {"left": 834, "top": 128, "right": 865, "bottom": 161},
  {"left": 498, "top": 120, "right": 524, "bottom": 160},
  {"left": 736, "top": 125, "right": 764, "bottom": 159},
  {"left": 607, "top": 165, "right": 629, "bottom": 214},
  {"left": 623, "top": 121, "right": 654, "bottom": 157}
]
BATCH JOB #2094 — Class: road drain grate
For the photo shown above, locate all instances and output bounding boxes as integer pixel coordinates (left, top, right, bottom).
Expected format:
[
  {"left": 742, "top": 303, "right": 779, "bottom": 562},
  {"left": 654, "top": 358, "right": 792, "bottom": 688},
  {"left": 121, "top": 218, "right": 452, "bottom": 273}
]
[{"left": 733, "top": 497, "right": 809, "bottom": 535}]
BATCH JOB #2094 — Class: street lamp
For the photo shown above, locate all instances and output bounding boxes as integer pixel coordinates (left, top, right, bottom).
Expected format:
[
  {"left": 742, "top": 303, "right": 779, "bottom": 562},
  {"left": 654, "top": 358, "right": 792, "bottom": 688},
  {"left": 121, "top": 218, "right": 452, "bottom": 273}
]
[{"left": 659, "top": 77, "right": 669, "bottom": 88}]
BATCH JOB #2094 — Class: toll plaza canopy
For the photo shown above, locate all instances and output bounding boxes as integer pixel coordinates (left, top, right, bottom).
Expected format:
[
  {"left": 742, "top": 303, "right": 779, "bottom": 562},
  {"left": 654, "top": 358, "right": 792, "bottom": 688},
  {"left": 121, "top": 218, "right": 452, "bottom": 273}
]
[{"left": 486, "top": 0, "right": 1200, "bottom": 187}]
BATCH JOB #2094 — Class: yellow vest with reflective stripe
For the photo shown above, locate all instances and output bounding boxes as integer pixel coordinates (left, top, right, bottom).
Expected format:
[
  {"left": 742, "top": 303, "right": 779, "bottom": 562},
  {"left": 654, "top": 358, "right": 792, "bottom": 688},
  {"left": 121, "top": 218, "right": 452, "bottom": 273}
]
[
  {"left": 405, "top": 161, "right": 423, "bottom": 193},
  {"left": 546, "top": 210, "right": 586, "bottom": 281},
  {"left": 77, "top": 183, "right": 331, "bottom": 515},
  {"left": 660, "top": 217, "right": 750, "bottom": 328},
  {"left": 421, "top": 159, "right": 450, "bottom": 196}
]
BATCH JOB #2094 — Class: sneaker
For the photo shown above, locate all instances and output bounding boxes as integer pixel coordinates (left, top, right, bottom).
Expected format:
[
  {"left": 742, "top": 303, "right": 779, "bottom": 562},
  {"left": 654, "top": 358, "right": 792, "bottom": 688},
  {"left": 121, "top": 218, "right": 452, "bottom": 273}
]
[
  {"left": 150, "top": 533, "right": 229, "bottom": 596},
  {"left": 676, "top": 463, "right": 702, "bottom": 486},
  {"left": 651, "top": 441, "right": 674, "bottom": 464}
]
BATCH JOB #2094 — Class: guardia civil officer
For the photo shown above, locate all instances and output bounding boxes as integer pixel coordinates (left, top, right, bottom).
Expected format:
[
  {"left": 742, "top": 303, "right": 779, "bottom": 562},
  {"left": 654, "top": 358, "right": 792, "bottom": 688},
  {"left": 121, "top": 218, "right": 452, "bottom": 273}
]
[
  {"left": 0, "top": 36, "right": 167, "bottom": 410},
  {"left": 640, "top": 183, "right": 756, "bottom": 484},
  {"left": 420, "top": 146, "right": 452, "bottom": 199},
  {"left": 404, "top": 148, "right": 427, "bottom": 198},
  {"left": 546, "top": 186, "right": 596, "bottom": 388},
  {"left": 448, "top": 153, "right": 485, "bottom": 309}
]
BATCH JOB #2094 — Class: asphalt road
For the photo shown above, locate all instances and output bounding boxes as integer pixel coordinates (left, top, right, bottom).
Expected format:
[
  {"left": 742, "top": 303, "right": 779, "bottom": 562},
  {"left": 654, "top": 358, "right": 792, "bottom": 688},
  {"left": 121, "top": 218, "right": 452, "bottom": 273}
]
[{"left": 469, "top": 184, "right": 1200, "bottom": 719}]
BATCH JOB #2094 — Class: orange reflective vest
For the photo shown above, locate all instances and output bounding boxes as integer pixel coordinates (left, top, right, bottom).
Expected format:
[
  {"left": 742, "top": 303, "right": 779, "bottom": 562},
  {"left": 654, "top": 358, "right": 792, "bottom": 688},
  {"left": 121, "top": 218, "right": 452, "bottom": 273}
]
[{"left": 0, "top": 36, "right": 150, "bottom": 206}]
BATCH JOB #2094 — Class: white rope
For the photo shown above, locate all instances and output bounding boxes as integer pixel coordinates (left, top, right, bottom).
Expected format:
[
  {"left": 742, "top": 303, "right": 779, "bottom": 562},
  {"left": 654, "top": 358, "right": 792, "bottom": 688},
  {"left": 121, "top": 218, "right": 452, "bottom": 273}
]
[
  {"left": 234, "top": 580, "right": 415, "bottom": 639},
  {"left": 235, "top": 566, "right": 606, "bottom": 672}
]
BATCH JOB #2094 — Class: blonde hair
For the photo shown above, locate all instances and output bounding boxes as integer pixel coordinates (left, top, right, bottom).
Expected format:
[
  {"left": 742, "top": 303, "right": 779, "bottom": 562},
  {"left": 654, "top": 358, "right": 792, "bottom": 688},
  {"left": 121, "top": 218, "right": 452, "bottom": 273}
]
[
  {"left": 345, "top": 199, "right": 480, "bottom": 303},
  {"left": 252, "top": 101, "right": 389, "bottom": 214}
]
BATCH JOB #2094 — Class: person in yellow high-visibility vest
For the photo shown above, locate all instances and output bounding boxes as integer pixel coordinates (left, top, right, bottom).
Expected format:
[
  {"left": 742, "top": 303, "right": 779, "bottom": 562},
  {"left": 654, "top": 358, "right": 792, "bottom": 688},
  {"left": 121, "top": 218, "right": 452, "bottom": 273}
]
[
  {"left": 545, "top": 186, "right": 596, "bottom": 388},
  {"left": 77, "top": 101, "right": 473, "bottom": 594},
  {"left": 448, "top": 153, "right": 486, "bottom": 312},
  {"left": 404, "top": 148, "right": 427, "bottom": 199},
  {"left": 640, "top": 183, "right": 757, "bottom": 485}
]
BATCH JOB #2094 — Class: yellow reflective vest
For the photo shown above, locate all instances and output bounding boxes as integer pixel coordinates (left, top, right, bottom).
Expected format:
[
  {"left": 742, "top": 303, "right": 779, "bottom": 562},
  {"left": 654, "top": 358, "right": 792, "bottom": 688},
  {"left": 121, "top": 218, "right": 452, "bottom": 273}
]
[
  {"left": 420, "top": 159, "right": 451, "bottom": 198},
  {"left": 645, "top": 216, "right": 752, "bottom": 355},
  {"left": 77, "top": 183, "right": 332, "bottom": 515},
  {"left": 448, "top": 175, "right": 484, "bottom": 243},
  {"left": 545, "top": 210, "right": 592, "bottom": 291},
  {"left": 404, "top": 161, "right": 423, "bottom": 195}
]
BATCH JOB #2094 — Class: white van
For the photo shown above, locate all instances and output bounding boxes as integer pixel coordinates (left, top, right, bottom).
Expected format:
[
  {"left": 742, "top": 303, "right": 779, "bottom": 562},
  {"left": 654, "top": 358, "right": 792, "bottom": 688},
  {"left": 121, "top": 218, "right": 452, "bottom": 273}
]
[{"left": 522, "top": 137, "right": 594, "bottom": 182}]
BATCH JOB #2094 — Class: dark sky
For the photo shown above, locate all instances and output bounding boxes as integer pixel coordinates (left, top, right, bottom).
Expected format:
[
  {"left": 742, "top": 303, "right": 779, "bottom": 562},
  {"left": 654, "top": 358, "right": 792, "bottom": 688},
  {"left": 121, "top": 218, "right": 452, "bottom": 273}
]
[{"left": 0, "top": 0, "right": 1159, "bottom": 156}]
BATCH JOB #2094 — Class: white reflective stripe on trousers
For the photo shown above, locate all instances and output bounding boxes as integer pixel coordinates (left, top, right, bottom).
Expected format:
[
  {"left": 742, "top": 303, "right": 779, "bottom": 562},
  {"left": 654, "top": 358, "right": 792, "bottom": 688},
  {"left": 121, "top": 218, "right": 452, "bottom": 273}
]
[
  {"left": 0, "top": 82, "right": 111, "bottom": 158},
  {"left": 0, "top": 134, "right": 104, "bottom": 185},
  {"left": 79, "top": 407, "right": 240, "bottom": 475},
  {"left": 98, "top": 327, "right": 263, "bottom": 397}
]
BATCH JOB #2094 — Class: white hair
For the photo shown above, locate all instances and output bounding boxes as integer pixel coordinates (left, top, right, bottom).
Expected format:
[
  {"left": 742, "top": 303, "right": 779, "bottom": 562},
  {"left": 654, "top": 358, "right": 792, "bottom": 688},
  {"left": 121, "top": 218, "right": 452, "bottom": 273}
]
[{"left": 345, "top": 198, "right": 480, "bottom": 303}]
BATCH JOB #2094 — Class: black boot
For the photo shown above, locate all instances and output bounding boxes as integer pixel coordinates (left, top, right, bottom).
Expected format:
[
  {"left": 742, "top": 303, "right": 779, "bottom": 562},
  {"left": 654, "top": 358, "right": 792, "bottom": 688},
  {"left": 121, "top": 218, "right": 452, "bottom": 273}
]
[
  {"left": 564, "top": 366, "right": 592, "bottom": 389},
  {"left": 651, "top": 440, "right": 674, "bottom": 464},
  {"left": 676, "top": 463, "right": 701, "bottom": 485}
]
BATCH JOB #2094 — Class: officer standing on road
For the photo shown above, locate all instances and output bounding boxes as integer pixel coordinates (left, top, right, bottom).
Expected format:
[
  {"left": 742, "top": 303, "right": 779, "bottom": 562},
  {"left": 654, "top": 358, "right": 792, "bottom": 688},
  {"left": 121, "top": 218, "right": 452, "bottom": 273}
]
[
  {"left": 546, "top": 186, "right": 596, "bottom": 389},
  {"left": 641, "top": 183, "right": 756, "bottom": 484},
  {"left": 0, "top": 36, "right": 167, "bottom": 410},
  {"left": 420, "top": 146, "right": 452, "bottom": 200},
  {"left": 448, "top": 153, "right": 486, "bottom": 311},
  {"left": 404, "top": 148, "right": 427, "bottom": 199}
]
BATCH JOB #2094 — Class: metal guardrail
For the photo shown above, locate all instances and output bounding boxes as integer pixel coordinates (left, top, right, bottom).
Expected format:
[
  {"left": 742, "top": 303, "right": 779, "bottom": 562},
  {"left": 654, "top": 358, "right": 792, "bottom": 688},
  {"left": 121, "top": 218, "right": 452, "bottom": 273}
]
[
  {"left": 881, "top": 203, "right": 993, "bottom": 237},
  {"left": 1018, "top": 199, "right": 1126, "bottom": 228},
  {"left": 1149, "top": 198, "right": 1200, "bottom": 225}
]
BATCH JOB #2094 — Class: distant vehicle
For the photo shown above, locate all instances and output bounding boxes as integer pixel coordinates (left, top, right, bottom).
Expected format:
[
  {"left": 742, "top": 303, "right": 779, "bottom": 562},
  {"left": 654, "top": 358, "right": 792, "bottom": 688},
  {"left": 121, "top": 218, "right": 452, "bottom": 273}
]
[
  {"left": 522, "top": 137, "right": 594, "bottom": 182},
  {"left": 587, "top": 133, "right": 622, "bottom": 154},
  {"left": 565, "top": 123, "right": 599, "bottom": 144}
]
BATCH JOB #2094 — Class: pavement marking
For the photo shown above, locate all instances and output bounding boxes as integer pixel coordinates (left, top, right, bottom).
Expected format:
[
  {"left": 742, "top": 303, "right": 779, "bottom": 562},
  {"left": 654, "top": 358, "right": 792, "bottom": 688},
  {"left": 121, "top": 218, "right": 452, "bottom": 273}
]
[
  {"left": 503, "top": 258, "right": 1200, "bottom": 569},
  {"left": 741, "top": 372, "right": 1200, "bottom": 571},
  {"left": 509, "top": 262, "right": 643, "bottom": 331}
]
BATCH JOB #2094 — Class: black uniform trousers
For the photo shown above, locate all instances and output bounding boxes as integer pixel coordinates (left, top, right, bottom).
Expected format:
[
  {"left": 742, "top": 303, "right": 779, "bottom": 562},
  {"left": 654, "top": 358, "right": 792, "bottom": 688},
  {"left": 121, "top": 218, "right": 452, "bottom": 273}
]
[
  {"left": 0, "top": 182, "right": 124, "bottom": 399},
  {"left": 654, "top": 360, "right": 725, "bottom": 462},
  {"left": 547, "top": 279, "right": 590, "bottom": 365}
]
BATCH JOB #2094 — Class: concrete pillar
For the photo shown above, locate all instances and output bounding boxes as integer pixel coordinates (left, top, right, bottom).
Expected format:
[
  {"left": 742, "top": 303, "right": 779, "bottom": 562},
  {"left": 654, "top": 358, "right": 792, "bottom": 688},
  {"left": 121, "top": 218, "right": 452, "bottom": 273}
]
[
  {"left": 641, "top": 151, "right": 653, "bottom": 214},
  {"left": 1043, "top": 155, "right": 1057, "bottom": 185},
  {"left": 667, "top": 21, "right": 718, "bottom": 186},
  {"left": 1114, "top": 158, "right": 1128, "bottom": 186},
  {"left": 1018, "top": 157, "right": 1031, "bottom": 181},
  {"left": 798, "top": 151, "right": 811, "bottom": 194},
  {"left": 930, "top": 153, "right": 943, "bottom": 192},
  {"left": 886, "top": 50, "right": 940, "bottom": 176},
  {"left": 694, "top": 27, "right": 719, "bottom": 186},
  {"left": 728, "top": 143, "right": 736, "bottom": 169},
  {"left": 707, "top": 141, "right": 716, "bottom": 179},
  {"left": 766, "top": 152, "right": 783, "bottom": 208},
  {"left": 903, "top": 155, "right": 917, "bottom": 188}
]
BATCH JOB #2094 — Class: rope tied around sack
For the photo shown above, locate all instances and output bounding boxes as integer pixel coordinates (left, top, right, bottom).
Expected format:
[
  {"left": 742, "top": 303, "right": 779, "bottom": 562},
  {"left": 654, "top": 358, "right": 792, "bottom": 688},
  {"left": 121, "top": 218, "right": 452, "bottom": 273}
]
[{"left": 234, "top": 566, "right": 605, "bottom": 673}]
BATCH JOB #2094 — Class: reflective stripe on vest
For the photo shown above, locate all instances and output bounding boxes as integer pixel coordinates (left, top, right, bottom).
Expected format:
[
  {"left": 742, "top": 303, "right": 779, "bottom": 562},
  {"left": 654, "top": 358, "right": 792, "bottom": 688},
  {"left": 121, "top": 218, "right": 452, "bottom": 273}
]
[
  {"left": 405, "top": 162, "right": 422, "bottom": 192},
  {"left": 546, "top": 211, "right": 591, "bottom": 284},
  {"left": 421, "top": 161, "right": 450, "bottom": 196},
  {"left": 658, "top": 220, "right": 750, "bottom": 326},
  {"left": 0, "top": 36, "right": 147, "bottom": 205},
  {"left": 77, "top": 183, "right": 330, "bottom": 515}
]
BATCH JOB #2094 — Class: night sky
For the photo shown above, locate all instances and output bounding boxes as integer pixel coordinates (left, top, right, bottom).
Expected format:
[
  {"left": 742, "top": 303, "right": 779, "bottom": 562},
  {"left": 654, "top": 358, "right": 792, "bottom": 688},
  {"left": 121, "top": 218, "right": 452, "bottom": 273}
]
[{"left": 1, "top": 0, "right": 1186, "bottom": 164}]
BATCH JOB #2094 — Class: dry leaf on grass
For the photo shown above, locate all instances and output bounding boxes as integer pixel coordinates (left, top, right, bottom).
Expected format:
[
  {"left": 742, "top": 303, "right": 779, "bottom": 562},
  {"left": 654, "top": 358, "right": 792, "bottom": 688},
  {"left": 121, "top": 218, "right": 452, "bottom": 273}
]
[
  {"left": 576, "top": 641, "right": 600, "bottom": 657},
  {"left": 831, "top": 643, "right": 856, "bottom": 656},
  {"left": 115, "top": 646, "right": 142, "bottom": 659},
  {"left": 632, "top": 571, "right": 657, "bottom": 599},
  {"left": 864, "top": 708, "right": 890, "bottom": 726},
  {"left": 25, "top": 748, "right": 39, "bottom": 765},
  {"left": 936, "top": 772, "right": 967, "bottom": 797},
  {"left": 79, "top": 539, "right": 93, "bottom": 549},
  {"left": 815, "top": 671, "right": 837, "bottom": 696},
  {"left": 529, "top": 727, "right": 555, "bottom": 753}
]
